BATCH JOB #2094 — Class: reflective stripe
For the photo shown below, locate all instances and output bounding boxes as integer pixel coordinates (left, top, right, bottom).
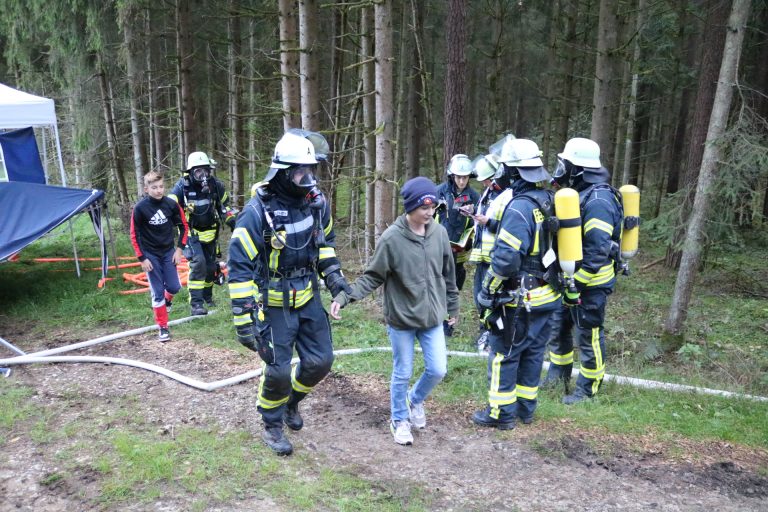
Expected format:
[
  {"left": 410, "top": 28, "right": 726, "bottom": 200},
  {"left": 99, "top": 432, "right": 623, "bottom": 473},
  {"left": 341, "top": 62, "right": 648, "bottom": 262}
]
[
  {"left": 516, "top": 384, "right": 538, "bottom": 401},
  {"left": 258, "top": 364, "right": 290, "bottom": 409},
  {"left": 504, "top": 285, "right": 561, "bottom": 308},
  {"left": 168, "top": 194, "right": 179, "bottom": 203},
  {"left": 579, "top": 365, "right": 605, "bottom": 380},
  {"left": 318, "top": 247, "right": 336, "bottom": 260},
  {"left": 188, "top": 279, "right": 206, "bottom": 290},
  {"left": 584, "top": 218, "right": 614, "bottom": 236},
  {"left": 291, "top": 366, "right": 313, "bottom": 393},
  {"left": 488, "top": 353, "right": 516, "bottom": 408},
  {"left": 324, "top": 217, "right": 333, "bottom": 236},
  {"left": 574, "top": 262, "right": 614, "bottom": 287},
  {"left": 269, "top": 248, "right": 280, "bottom": 272},
  {"left": 488, "top": 390, "right": 517, "bottom": 407},
  {"left": 267, "top": 287, "right": 313, "bottom": 308},
  {"left": 531, "top": 222, "right": 541, "bottom": 255},
  {"left": 193, "top": 228, "right": 217, "bottom": 243},
  {"left": 232, "top": 227, "right": 258, "bottom": 260},
  {"left": 549, "top": 351, "right": 574, "bottom": 365},
  {"left": 284, "top": 215, "right": 314, "bottom": 234},
  {"left": 592, "top": 327, "right": 603, "bottom": 372},
  {"left": 192, "top": 198, "right": 211, "bottom": 206},
  {"left": 233, "top": 313, "right": 251, "bottom": 326},
  {"left": 204, "top": 282, "right": 213, "bottom": 288},
  {"left": 497, "top": 228, "right": 522, "bottom": 251},
  {"left": 228, "top": 280, "right": 254, "bottom": 299}
]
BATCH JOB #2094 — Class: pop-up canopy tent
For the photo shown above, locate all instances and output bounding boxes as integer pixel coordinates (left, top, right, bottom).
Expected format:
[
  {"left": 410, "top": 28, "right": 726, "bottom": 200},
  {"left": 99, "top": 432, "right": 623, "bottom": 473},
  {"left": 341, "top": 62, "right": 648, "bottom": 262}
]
[
  {"left": 0, "top": 83, "right": 67, "bottom": 185},
  {"left": 0, "top": 84, "right": 112, "bottom": 278},
  {"left": 0, "top": 182, "right": 109, "bottom": 281}
]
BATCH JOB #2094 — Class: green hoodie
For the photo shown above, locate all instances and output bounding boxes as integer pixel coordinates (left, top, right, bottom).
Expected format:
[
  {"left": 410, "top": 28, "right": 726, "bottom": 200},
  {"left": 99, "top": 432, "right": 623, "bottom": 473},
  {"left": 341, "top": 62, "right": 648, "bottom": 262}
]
[{"left": 334, "top": 214, "right": 459, "bottom": 330}]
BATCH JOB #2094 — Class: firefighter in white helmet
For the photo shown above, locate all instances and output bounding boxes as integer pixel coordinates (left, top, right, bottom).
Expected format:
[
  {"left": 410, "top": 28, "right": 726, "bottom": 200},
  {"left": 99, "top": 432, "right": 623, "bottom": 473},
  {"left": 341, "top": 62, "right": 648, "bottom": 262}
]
[
  {"left": 435, "top": 154, "right": 480, "bottom": 336},
  {"left": 169, "top": 151, "right": 236, "bottom": 316},
  {"left": 541, "top": 137, "right": 623, "bottom": 405},
  {"left": 227, "top": 130, "right": 350, "bottom": 455}
]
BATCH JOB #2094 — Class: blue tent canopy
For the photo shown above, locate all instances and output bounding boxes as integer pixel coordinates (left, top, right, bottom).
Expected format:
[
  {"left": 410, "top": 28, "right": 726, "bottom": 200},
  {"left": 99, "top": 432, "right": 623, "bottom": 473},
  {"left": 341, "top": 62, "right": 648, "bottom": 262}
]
[{"left": 0, "top": 182, "right": 108, "bottom": 278}]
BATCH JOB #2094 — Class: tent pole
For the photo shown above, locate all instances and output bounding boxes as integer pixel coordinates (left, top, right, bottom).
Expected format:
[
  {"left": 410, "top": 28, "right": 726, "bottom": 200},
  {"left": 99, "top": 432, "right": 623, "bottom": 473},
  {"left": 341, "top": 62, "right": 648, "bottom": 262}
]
[
  {"left": 52, "top": 124, "right": 66, "bottom": 186},
  {"left": 41, "top": 128, "right": 49, "bottom": 184},
  {"left": 104, "top": 203, "right": 119, "bottom": 279},
  {"left": 69, "top": 220, "right": 81, "bottom": 277}
]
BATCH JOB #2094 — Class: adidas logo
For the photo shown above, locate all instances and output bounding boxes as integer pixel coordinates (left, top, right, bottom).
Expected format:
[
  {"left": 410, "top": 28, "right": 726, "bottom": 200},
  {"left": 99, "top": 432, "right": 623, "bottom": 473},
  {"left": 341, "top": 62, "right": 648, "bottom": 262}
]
[{"left": 149, "top": 209, "right": 169, "bottom": 226}]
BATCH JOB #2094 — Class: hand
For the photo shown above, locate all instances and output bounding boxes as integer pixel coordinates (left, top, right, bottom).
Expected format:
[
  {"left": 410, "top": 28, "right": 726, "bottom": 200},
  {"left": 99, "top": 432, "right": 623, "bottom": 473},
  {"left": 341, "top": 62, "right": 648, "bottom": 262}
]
[
  {"left": 446, "top": 316, "right": 458, "bottom": 326},
  {"left": 235, "top": 324, "right": 258, "bottom": 352},
  {"left": 563, "top": 288, "right": 581, "bottom": 307},
  {"left": 225, "top": 215, "right": 236, "bottom": 231},
  {"left": 330, "top": 301, "right": 342, "bottom": 320},
  {"left": 140, "top": 259, "right": 153, "bottom": 273},
  {"left": 172, "top": 248, "right": 182, "bottom": 265},
  {"left": 476, "top": 289, "right": 497, "bottom": 310},
  {"left": 325, "top": 272, "right": 352, "bottom": 298},
  {"left": 473, "top": 213, "right": 489, "bottom": 226}
]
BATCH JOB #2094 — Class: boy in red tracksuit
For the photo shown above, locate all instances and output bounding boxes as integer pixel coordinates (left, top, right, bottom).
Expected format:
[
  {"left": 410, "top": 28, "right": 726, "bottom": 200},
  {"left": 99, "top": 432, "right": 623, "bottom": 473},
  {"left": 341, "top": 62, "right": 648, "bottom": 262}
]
[{"left": 130, "top": 171, "right": 189, "bottom": 341}]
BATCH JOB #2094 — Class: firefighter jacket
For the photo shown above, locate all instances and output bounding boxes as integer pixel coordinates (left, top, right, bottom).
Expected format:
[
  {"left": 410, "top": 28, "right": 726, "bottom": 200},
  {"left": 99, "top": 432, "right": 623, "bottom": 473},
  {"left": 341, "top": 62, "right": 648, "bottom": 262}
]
[
  {"left": 227, "top": 188, "right": 342, "bottom": 327},
  {"left": 469, "top": 188, "right": 513, "bottom": 264},
  {"left": 483, "top": 180, "right": 561, "bottom": 311},
  {"left": 169, "top": 177, "right": 235, "bottom": 244},
  {"left": 573, "top": 183, "right": 623, "bottom": 291},
  {"left": 435, "top": 182, "right": 480, "bottom": 249}
]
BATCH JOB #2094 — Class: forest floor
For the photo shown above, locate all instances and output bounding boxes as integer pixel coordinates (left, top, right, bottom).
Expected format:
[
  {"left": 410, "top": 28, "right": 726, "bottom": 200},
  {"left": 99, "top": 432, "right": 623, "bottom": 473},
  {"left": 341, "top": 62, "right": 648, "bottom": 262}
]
[{"left": 2, "top": 321, "right": 767, "bottom": 512}]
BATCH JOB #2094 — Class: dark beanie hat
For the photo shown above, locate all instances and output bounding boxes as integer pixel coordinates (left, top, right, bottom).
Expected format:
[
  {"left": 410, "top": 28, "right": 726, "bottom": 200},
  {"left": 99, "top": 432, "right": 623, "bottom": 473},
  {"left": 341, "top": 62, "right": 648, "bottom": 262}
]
[{"left": 401, "top": 177, "right": 438, "bottom": 213}]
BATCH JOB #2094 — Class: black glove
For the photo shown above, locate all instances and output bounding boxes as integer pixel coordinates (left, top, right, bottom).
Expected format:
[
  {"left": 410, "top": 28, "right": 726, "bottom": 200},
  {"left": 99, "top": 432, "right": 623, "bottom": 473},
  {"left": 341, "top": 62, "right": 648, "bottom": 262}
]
[
  {"left": 225, "top": 215, "right": 236, "bottom": 231},
  {"left": 563, "top": 288, "right": 581, "bottom": 307},
  {"left": 477, "top": 288, "right": 497, "bottom": 310},
  {"left": 235, "top": 324, "right": 258, "bottom": 352},
  {"left": 325, "top": 271, "right": 352, "bottom": 297}
]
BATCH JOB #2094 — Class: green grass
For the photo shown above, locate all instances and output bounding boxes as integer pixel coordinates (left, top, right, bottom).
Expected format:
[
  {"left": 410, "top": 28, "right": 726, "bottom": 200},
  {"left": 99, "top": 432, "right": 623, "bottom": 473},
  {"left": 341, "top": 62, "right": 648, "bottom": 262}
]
[{"left": 0, "top": 381, "right": 37, "bottom": 441}]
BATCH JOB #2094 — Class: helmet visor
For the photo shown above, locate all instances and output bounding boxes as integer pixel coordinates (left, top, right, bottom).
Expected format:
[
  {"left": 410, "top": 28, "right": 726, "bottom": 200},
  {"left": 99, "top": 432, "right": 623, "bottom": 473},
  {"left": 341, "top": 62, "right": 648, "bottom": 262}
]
[
  {"left": 288, "top": 165, "right": 317, "bottom": 189},
  {"left": 191, "top": 166, "right": 211, "bottom": 182}
]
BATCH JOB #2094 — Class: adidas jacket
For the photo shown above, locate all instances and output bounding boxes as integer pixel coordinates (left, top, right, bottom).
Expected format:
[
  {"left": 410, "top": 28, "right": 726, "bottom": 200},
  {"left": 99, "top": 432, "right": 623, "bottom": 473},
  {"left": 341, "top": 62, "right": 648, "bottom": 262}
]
[{"left": 130, "top": 196, "right": 189, "bottom": 261}]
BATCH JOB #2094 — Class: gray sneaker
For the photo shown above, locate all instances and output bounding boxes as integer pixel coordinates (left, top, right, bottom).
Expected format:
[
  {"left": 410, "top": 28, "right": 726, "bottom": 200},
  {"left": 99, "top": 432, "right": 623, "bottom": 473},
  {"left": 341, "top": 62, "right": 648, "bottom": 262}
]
[
  {"left": 408, "top": 398, "right": 426, "bottom": 429},
  {"left": 390, "top": 420, "right": 413, "bottom": 445}
]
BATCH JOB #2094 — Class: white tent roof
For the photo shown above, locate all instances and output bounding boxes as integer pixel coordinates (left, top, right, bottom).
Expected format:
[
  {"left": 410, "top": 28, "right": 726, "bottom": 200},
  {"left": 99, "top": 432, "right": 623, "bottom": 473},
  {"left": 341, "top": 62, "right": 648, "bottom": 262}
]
[{"left": 0, "top": 83, "right": 57, "bottom": 129}]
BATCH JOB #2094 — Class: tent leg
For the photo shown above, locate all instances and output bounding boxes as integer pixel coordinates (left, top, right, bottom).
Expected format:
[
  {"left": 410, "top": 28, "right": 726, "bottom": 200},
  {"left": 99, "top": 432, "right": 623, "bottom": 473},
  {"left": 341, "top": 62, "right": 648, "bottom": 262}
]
[
  {"left": 104, "top": 204, "right": 119, "bottom": 278},
  {"left": 68, "top": 219, "right": 81, "bottom": 277}
]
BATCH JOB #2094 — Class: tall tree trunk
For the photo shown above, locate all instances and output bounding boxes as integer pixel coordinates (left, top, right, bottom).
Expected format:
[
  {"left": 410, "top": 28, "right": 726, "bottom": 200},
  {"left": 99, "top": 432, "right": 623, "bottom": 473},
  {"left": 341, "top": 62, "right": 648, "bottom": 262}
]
[
  {"left": 361, "top": 6, "right": 376, "bottom": 256},
  {"left": 442, "top": 0, "right": 468, "bottom": 165},
  {"left": 146, "top": 9, "right": 168, "bottom": 174},
  {"left": 409, "top": 0, "right": 439, "bottom": 181},
  {"left": 176, "top": 0, "right": 196, "bottom": 157},
  {"left": 665, "top": 0, "right": 731, "bottom": 268},
  {"left": 374, "top": 0, "right": 395, "bottom": 239},
  {"left": 97, "top": 56, "right": 130, "bottom": 216},
  {"left": 542, "top": 0, "right": 561, "bottom": 165},
  {"left": 121, "top": 4, "right": 149, "bottom": 196},
  {"left": 557, "top": 0, "right": 579, "bottom": 147},
  {"left": 404, "top": 0, "right": 425, "bottom": 182},
  {"left": 248, "top": 18, "right": 258, "bottom": 185},
  {"left": 590, "top": 0, "right": 622, "bottom": 170},
  {"left": 621, "top": 0, "right": 645, "bottom": 185},
  {"left": 664, "top": 0, "right": 752, "bottom": 337},
  {"left": 299, "top": 0, "right": 320, "bottom": 131},
  {"left": 228, "top": 0, "right": 243, "bottom": 206},
  {"left": 279, "top": 0, "right": 301, "bottom": 130}
]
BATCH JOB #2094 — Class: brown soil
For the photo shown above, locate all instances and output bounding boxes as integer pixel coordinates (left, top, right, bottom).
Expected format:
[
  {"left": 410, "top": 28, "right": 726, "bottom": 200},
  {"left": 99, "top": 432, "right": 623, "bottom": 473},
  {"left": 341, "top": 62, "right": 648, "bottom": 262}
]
[{"left": 1, "top": 324, "right": 767, "bottom": 512}]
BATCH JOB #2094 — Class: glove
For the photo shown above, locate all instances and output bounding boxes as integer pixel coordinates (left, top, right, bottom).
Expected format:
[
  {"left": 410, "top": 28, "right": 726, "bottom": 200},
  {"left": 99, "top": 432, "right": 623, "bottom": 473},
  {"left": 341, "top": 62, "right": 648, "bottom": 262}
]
[
  {"left": 563, "top": 288, "right": 581, "bottom": 307},
  {"left": 225, "top": 214, "right": 236, "bottom": 231},
  {"left": 325, "top": 271, "right": 352, "bottom": 297},
  {"left": 235, "top": 324, "right": 258, "bottom": 352},
  {"left": 477, "top": 289, "right": 497, "bottom": 310}
]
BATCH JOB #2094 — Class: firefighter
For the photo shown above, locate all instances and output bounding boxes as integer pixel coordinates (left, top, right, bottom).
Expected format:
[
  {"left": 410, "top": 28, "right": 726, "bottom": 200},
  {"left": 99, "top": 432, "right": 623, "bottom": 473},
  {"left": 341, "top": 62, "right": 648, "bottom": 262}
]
[
  {"left": 468, "top": 153, "right": 513, "bottom": 351},
  {"left": 471, "top": 138, "right": 561, "bottom": 428},
  {"left": 227, "top": 131, "right": 351, "bottom": 455},
  {"left": 542, "top": 137, "right": 623, "bottom": 405},
  {"left": 169, "top": 152, "right": 236, "bottom": 316}
]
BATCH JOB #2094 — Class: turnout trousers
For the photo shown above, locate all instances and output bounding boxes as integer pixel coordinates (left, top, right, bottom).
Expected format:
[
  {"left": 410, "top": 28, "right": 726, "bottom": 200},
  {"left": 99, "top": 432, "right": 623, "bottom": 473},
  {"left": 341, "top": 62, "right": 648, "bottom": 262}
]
[
  {"left": 545, "top": 289, "right": 610, "bottom": 397},
  {"left": 187, "top": 235, "right": 217, "bottom": 306},
  {"left": 256, "top": 295, "right": 334, "bottom": 428},
  {"left": 485, "top": 306, "right": 554, "bottom": 422}
]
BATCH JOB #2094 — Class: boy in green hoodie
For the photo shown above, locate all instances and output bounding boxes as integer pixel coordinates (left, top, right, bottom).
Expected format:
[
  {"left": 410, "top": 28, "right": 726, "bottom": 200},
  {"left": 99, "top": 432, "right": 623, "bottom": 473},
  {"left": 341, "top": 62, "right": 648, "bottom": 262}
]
[{"left": 330, "top": 177, "right": 460, "bottom": 445}]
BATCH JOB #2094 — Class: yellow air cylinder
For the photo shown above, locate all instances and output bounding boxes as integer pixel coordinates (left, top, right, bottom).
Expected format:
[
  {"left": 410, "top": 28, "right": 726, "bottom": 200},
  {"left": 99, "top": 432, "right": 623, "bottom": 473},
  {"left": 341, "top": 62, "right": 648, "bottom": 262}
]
[
  {"left": 554, "top": 188, "right": 582, "bottom": 277},
  {"left": 619, "top": 185, "right": 640, "bottom": 259}
]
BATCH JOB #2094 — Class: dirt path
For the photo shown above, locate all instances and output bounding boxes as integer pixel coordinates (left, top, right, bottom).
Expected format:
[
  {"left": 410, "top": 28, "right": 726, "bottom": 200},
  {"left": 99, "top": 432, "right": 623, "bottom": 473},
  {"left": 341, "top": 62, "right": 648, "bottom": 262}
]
[{"left": 1, "top": 329, "right": 767, "bottom": 511}]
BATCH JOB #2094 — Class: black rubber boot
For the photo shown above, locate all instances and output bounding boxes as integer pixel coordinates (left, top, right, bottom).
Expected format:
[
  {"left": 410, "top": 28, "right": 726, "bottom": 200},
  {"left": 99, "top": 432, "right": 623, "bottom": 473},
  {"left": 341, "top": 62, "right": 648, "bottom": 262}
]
[
  {"left": 471, "top": 407, "right": 515, "bottom": 430},
  {"left": 562, "top": 388, "right": 591, "bottom": 405},
  {"left": 190, "top": 303, "right": 208, "bottom": 316},
  {"left": 284, "top": 403, "right": 304, "bottom": 431},
  {"left": 262, "top": 427, "right": 293, "bottom": 456}
]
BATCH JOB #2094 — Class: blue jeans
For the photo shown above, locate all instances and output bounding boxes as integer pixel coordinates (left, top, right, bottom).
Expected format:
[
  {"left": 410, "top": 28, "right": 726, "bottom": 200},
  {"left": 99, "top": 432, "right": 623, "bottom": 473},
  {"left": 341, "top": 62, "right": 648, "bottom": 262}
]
[{"left": 387, "top": 324, "right": 447, "bottom": 422}]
